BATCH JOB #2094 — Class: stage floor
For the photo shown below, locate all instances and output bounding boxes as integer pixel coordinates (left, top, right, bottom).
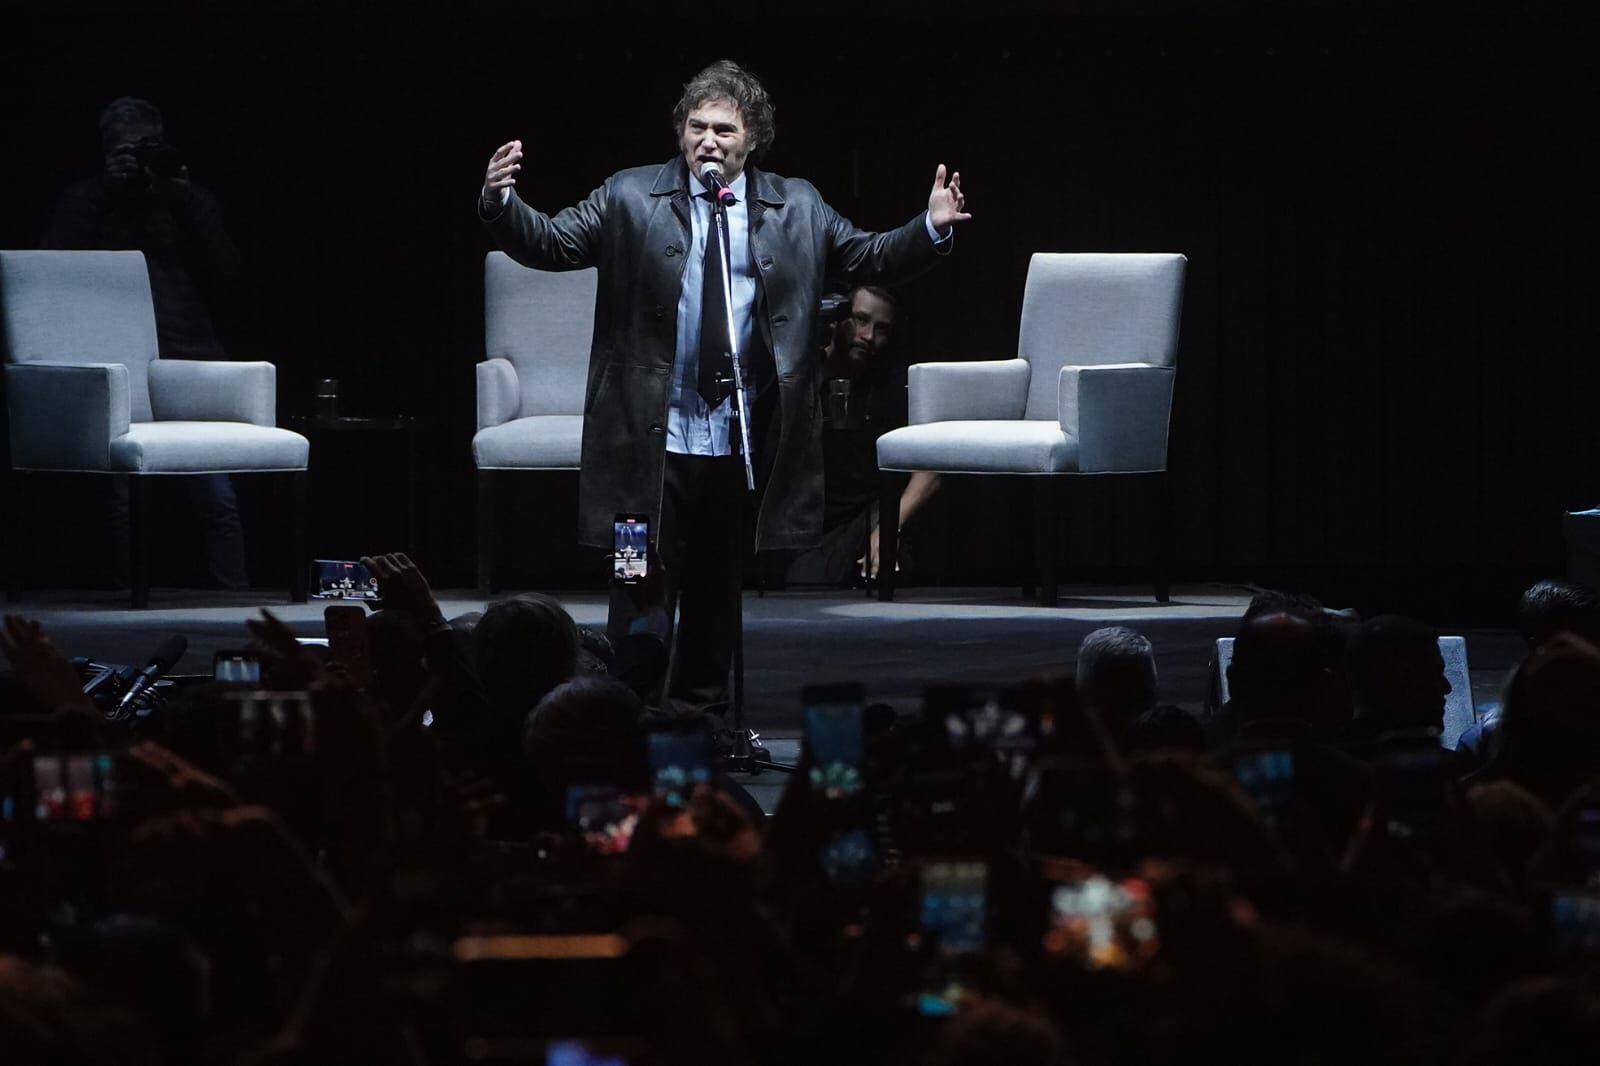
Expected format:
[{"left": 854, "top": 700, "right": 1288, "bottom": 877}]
[{"left": 8, "top": 584, "right": 1525, "bottom": 810}]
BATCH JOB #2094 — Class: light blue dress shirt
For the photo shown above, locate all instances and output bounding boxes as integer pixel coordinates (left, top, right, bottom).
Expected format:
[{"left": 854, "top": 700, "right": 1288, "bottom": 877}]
[
  {"left": 665, "top": 172, "right": 953, "bottom": 457},
  {"left": 667, "top": 170, "right": 755, "bottom": 456}
]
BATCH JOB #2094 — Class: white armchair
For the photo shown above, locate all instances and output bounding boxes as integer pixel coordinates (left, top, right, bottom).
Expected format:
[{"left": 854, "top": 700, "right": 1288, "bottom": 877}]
[
  {"left": 1, "top": 250, "right": 309, "bottom": 607},
  {"left": 473, "top": 252, "right": 595, "bottom": 591},
  {"left": 874, "top": 252, "right": 1186, "bottom": 604}
]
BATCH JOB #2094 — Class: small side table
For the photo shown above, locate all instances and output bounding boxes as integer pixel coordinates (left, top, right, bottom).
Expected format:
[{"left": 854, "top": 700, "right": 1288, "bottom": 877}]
[{"left": 286, "top": 415, "right": 418, "bottom": 559}]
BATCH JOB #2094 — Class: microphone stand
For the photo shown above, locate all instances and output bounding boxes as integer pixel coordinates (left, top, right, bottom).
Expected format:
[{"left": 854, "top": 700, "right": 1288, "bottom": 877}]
[{"left": 706, "top": 186, "right": 793, "bottom": 777}]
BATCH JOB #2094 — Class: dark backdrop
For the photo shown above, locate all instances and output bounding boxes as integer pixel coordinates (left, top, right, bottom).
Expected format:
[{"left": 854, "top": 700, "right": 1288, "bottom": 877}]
[{"left": 4, "top": 12, "right": 1597, "bottom": 621}]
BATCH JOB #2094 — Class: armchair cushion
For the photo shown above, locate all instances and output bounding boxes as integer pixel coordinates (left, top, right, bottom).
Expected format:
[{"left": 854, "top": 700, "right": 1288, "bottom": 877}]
[
  {"left": 1058, "top": 363, "right": 1175, "bottom": 472},
  {"left": 907, "top": 359, "right": 1030, "bottom": 425},
  {"left": 877, "top": 420, "right": 1077, "bottom": 475},
  {"left": 477, "top": 357, "right": 520, "bottom": 430},
  {"left": 109, "top": 422, "right": 309, "bottom": 473},
  {"left": 148, "top": 360, "right": 277, "bottom": 426},
  {"left": 4, "top": 361, "right": 130, "bottom": 471},
  {"left": 472, "top": 414, "right": 584, "bottom": 469}
]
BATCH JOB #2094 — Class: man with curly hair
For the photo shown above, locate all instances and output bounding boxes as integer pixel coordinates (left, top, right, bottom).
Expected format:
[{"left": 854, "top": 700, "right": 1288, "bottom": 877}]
[{"left": 480, "top": 59, "right": 968, "bottom": 706}]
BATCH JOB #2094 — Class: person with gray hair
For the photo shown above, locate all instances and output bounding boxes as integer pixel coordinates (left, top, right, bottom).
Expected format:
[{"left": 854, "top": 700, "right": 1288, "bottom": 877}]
[{"left": 1075, "top": 625, "right": 1158, "bottom": 725}]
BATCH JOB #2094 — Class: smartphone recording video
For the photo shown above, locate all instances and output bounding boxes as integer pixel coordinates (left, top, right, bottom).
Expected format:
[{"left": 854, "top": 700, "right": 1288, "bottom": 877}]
[
  {"left": 647, "top": 728, "right": 709, "bottom": 808},
  {"left": 1041, "top": 864, "right": 1160, "bottom": 971},
  {"left": 564, "top": 785, "right": 647, "bottom": 856},
  {"left": 324, "top": 604, "right": 373, "bottom": 680},
  {"left": 1227, "top": 742, "right": 1296, "bottom": 836},
  {"left": 803, "top": 683, "right": 866, "bottom": 803},
  {"left": 27, "top": 752, "right": 118, "bottom": 823},
  {"left": 212, "top": 649, "right": 262, "bottom": 686},
  {"left": 224, "top": 691, "right": 315, "bottom": 755},
  {"left": 612, "top": 514, "right": 649, "bottom": 585},
  {"left": 1543, "top": 888, "right": 1600, "bottom": 957},
  {"left": 927, "top": 684, "right": 1049, "bottom": 779},
  {"left": 310, "top": 559, "right": 380, "bottom": 601},
  {"left": 1376, "top": 729, "right": 1448, "bottom": 843}
]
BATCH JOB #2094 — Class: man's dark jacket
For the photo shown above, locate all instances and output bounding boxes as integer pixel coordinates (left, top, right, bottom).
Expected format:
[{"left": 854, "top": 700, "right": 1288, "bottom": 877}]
[{"left": 481, "top": 155, "right": 947, "bottom": 551}]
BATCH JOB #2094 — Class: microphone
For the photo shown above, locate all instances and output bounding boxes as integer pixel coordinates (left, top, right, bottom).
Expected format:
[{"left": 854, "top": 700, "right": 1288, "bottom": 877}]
[
  {"left": 698, "top": 161, "right": 736, "bottom": 206},
  {"left": 115, "top": 634, "right": 188, "bottom": 716}
]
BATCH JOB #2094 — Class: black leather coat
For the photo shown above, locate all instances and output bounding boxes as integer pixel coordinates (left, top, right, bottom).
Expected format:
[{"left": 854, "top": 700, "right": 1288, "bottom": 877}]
[{"left": 483, "top": 155, "right": 948, "bottom": 550}]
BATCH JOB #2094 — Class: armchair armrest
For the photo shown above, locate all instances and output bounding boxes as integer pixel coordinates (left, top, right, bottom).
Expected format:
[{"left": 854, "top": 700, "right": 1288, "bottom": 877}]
[
  {"left": 4, "top": 362, "right": 130, "bottom": 471},
  {"left": 477, "top": 357, "right": 520, "bottom": 430},
  {"left": 907, "top": 358, "right": 1030, "bottom": 425},
  {"left": 1058, "top": 362, "right": 1175, "bottom": 472},
  {"left": 148, "top": 360, "right": 277, "bottom": 426}
]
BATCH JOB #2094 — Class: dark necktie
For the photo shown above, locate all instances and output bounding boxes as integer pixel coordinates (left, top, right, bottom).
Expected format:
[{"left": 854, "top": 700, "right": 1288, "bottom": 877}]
[{"left": 697, "top": 192, "right": 731, "bottom": 407}]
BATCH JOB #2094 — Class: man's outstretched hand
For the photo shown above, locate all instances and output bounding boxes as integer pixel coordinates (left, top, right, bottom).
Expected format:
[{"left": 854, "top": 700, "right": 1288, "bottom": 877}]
[
  {"left": 927, "top": 164, "right": 970, "bottom": 235},
  {"left": 484, "top": 140, "right": 522, "bottom": 203}
]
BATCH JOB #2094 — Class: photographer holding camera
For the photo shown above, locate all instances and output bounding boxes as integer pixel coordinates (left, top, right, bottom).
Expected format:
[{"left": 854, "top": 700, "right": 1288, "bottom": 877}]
[{"left": 40, "top": 97, "right": 248, "bottom": 590}]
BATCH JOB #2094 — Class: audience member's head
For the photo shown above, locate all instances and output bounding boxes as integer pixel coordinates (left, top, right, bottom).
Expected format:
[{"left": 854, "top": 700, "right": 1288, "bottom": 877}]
[
  {"left": 1466, "top": 780, "right": 1556, "bottom": 898},
  {"left": 1495, "top": 633, "right": 1600, "bottom": 807},
  {"left": 1076, "top": 625, "right": 1158, "bottom": 725},
  {"left": 1227, "top": 610, "right": 1329, "bottom": 726},
  {"left": 1517, "top": 579, "right": 1600, "bottom": 651},
  {"left": 523, "top": 673, "right": 647, "bottom": 792},
  {"left": 475, "top": 593, "right": 580, "bottom": 717},
  {"left": 1345, "top": 614, "right": 1449, "bottom": 732}
]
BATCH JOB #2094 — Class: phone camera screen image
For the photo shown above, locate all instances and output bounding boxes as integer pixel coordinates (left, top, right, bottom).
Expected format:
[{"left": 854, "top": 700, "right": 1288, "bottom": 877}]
[
  {"left": 565, "top": 785, "right": 647, "bottom": 856},
  {"left": 310, "top": 559, "right": 380, "bottom": 600},
  {"left": 213, "top": 652, "right": 261, "bottom": 685},
  {"left": 919, "top": 860, "right": 988, "bottom": 959},
  {"left": 804, "top": 687, "right": 865, "bottom": 802},
  {"left": 31, "top": 753, "right": 117, "bottom": 823},
  {"left": 613, "top": 515, "right": 649, "bottom": 584},
  {"left": 930, "top": 686, "right": 1047, "bottom": 780},
  {"left": 1545, "top": 890, "right": 1600, "bottom": 957},
  {"left": 1044, "top": 874, "right": 1160, "bottom": 971},
  {"left": 226, "top": 691, "right": 315, "bottom": 755},
  {"left": 818, "top": 826, "right": 876, "bottom": 886},
  {"left": 1228, "top": 747, "right": 1295, "bottom": 834},
  {"left": 647, "top": 731, "right": 709, "bottom": 807}
]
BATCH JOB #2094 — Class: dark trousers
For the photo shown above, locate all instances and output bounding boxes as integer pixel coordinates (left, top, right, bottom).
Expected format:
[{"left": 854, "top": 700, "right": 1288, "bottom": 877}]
[{"left": 606, "top": 453, "right": 748, "bottom": 707}]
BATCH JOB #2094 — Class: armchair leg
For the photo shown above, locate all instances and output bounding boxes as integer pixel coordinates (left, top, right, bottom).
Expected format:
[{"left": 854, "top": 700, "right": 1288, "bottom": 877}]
[
  {"left": 288, "top": 470, "right": 308, "bottom": 603},
  {"left": 1017, "top": 478, "right": 1035, "bottom": 601},
  {"left": 1033, "top": 479, "right": 1060, "bottom": 608},
  {"left": 1152, "top": 471, "right": 1171, "bottom": 603},
  {"left": 3, "top": 469, "right": 20, "bottom": 603},
  {"left": 477, "top": 470, "right": 497, "bottom": 595},
  {"left": 877, "top": 474, "right": 902, "bottom": 603},
  {"left": 129, "top": 475, "right": 150, "bottom": 609}
]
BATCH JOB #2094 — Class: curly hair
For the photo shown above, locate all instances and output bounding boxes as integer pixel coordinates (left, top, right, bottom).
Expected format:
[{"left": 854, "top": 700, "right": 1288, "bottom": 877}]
[{"left": 671, "top": 59, "right": 775, "bottom": 162}]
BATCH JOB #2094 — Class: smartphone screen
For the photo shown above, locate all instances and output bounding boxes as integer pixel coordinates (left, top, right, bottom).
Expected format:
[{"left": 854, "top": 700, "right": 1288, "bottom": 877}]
[
  {"left": 29, "top": 752, "right": 117, "bottom": 822},
  {"left": 324, "top": 605, "right": 373, "bottom": 681},
  {"left": 564, "top": 784, "right": 647, "bottom": 856},
  {"left": 1043, "top": 868, "right": 1160, "bottom": 971},
  {"left": 928, "top": 685, "right": 1046, "bottom": 779},
  {"left": 613, "top": 514, "right": 649, "bottom": 584},
  {"left": 226, "top": 691, "right": 315, "bottom": 755},
  {"left": 212, "top": 650, "right": 262, "bottom": 686},
  {"left": 1227, "top": 743, "right": 1296, "bottom": 835},
  {"left": 647, "top": 729, "right": 709, "bottom": 807},
  {"left": 1544, "top": 889, "right": 1600, "bottom": 957},
  {"left": 803, "top": 683, "right": 865, "bottom": 802},
  {"left": 1376, "top": 730, "right": 1448, "bottom": 842},
  {"left": 310, "top": 559, "right": 380, "bottom": 601},
  {"left": 919, "top": 860, "right": 988, "bottom": 958}
]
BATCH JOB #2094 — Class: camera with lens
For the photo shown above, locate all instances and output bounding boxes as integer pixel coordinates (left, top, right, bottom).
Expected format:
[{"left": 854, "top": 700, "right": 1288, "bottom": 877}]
[{"left": 133, "top": 137, "right": 184, "bottom": 181}]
